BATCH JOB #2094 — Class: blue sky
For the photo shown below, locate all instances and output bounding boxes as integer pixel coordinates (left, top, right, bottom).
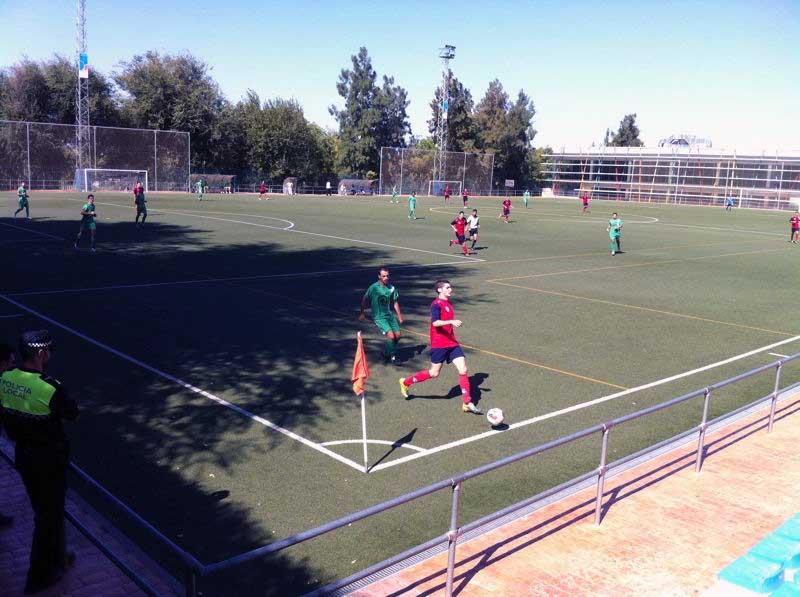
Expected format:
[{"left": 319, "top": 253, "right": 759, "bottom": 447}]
[{"left": 1, "top": 0, "right": 798, "bottom": 152}]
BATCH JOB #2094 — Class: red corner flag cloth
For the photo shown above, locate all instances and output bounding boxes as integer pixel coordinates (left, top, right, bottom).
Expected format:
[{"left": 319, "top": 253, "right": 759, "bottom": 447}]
[{"left": 352, "top": 332, "right": 370, "bottom": 396}]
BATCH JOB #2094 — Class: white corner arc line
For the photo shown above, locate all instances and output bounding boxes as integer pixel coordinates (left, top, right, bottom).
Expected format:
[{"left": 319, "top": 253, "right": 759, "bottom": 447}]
[
  {"left": 370, "top": 334, "right": 800, "bottom": 472},
  {"left": 0, "top": 222, "right": 63, "bottom": 240},
  {"left": 320, "top": 439, "right": 426, "bottom": 452},
  {"left": 0, "top": 294, "right": 364, "bottom": 472}
]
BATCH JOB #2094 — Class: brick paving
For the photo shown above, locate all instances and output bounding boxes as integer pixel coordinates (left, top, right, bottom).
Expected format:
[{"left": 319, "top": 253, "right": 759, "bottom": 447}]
[
  {"left": 0, "top": 440, "right": 179, "bottom": 596},
  {"left": 355, "top": 396, "right": 800, "bottom": 596}
]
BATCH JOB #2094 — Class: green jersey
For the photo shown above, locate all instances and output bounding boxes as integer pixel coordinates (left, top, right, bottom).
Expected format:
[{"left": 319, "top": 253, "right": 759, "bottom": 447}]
[
  {"left": 18, "top": 185, "right": 28, "bottom": 199},
  {"left": 608, "top": 217, "right": 622, "bottom": 237},
  {"left": 81, "top": 202, "right": 96, "bottom": 223},
  {"left": 408, "top": 195, "right": 416, "bottom": 209},
  {"left": 196, "top": 181, "right": 204, "bottom": 193},
  {"left": 363, "top": 281, "right": 398, "bottom": 321}
]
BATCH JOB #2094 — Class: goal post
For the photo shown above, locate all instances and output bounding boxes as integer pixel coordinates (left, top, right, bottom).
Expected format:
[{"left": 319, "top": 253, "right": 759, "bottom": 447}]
[
  {"left": 428, "top": 180, "right": 462, "bottom": 197},
  {"left": 74, "top": 168, "right": 148, "bottom": 193}
]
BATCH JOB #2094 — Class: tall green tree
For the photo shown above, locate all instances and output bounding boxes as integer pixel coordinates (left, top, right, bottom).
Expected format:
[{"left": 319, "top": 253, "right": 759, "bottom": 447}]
[
  {"left": 473, "top": 80, "right": 537, "bottom": 187},
  {"left": 115, "top": 52, "right": 228, "bottom": 169},
  {"left": 0, "top": 60, "right": 50, "bottom": 122},
  {"left": 330, "top": 47, "right": 409, "bottom": 177},
  {"left": 427, "top": 72, "right": 477, "bottom": 152},
  {"left": 610, "top": 113, "right": 643, "bottom": 147}
]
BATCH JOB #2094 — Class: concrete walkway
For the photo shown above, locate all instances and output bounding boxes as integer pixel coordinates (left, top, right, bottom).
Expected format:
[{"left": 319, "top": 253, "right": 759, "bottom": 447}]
[
  {"left": 0, "top": 440, "right": 178, "bottom": 596},
  {"left": 355, "top": 396, "right": 800, "bottom": 596}
]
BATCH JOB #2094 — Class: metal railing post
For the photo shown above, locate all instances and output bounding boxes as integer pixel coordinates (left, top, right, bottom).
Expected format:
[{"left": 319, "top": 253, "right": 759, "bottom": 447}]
[
  {"left": 185, "top": 567, "right": 199, "bottom": 597},
  {"left": 445, "top": 481, "right": 462, "bottom": 597},
  {"left": 594, "top": 425, "right": 611, "bottom": 525},
  {"left": 768, "top": 362, "right": 783, "bottom": 432},
  {"left": 695, "top": 388, "right": 711, "bottom": 472}
]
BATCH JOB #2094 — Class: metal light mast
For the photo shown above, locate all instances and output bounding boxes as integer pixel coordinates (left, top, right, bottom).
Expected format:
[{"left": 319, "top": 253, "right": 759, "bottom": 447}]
[
  {"left": 433, "top": 45, "right": 455, "bottom": 186},
  {"left": 76, "top": 0, "right": 91, "bottom": 179}
]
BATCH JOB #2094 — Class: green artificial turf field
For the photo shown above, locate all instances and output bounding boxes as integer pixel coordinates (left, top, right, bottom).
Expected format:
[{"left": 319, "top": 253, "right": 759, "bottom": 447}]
[{"left": 1, "top": 190, "right": 798, "bottom": 594}]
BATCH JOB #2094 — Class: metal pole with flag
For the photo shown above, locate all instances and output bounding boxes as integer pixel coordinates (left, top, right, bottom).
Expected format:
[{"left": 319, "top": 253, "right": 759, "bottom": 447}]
[{"left": 352, "top": 331, "right": 371, "bottom": 473}]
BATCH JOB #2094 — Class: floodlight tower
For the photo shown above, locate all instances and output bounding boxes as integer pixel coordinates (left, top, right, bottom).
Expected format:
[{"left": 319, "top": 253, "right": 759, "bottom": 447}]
[
  {"left": 76, "top": 0, "right": 91, "bottom": 175},
  {"left": 433, "top": 45, "right": 455, "bottom": 186}
]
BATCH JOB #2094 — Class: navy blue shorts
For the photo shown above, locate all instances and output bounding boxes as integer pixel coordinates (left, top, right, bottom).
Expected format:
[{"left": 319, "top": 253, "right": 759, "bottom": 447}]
[
  {"left": 431, "top": 345, "right": 465, "bottom": 364},
  {"left": 455, "top": 234, "right": 465, "bottom": 243}
]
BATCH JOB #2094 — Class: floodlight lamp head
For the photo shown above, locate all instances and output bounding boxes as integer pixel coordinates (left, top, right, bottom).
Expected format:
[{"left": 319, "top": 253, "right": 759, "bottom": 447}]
[{"left": 439, "top": 45, "right": 456, "bottom": 59}]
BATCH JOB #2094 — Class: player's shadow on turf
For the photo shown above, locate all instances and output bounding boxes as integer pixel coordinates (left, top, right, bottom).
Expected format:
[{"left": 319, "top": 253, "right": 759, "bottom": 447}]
[
  {"left": 395, "top": 343, "right": 427, "bottom": 364},
  {"left": 408, "top": 372, "right": 490, "bottom": 403},
  {"left": 369, "top": 428, "right": 418, "bottom": 471}
]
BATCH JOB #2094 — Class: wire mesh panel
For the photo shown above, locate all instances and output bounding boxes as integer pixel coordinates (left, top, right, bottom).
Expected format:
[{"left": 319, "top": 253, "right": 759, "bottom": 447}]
[
  {"left": 0, "top": 119, "right": 189, "bottom": 191},
  {"left": 0, "top": 121, "right": 29, "bottom": 190},
  {"left": 380, "top": 147, "right": 494, "bottom": 196}
]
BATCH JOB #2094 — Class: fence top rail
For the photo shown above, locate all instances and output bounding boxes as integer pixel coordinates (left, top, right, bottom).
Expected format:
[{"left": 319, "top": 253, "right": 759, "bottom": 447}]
[{"left": 0, "top": 118, "right": 189, "bottom": 136}]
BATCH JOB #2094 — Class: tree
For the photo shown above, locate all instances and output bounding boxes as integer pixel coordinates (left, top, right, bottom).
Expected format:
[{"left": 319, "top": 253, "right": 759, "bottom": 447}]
[
  {"left": 610, "top": 113, "right": 643, "bottom": 147},
  {"left": 427, "top": 72, "right": 477, "bottom": 152},
  {"left": 330, "top": 47, "right": 409, "bottom": 177},
  {"left": 115, "top": 52, "right": 228, "bottom": 169},
  {"left": 473, "top": 80, "right": 537, "bottom": 187},
  {"left": 0, "top": 60, "right": 50, "bottom": 122}
]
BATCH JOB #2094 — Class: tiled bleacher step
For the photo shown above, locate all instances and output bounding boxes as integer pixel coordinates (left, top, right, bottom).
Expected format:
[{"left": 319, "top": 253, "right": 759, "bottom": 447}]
[
  {"left": 776, "top": 516, "right": 800, "bottom": 541},
  {"left": 773, "top": 578, "right": 800, "bottom": 596},
  {"left": 718, "top": 554, "right": 784, "bottom": 593},
  {"left": 749, "top": 535, "right": 800, "bottom": 569}
]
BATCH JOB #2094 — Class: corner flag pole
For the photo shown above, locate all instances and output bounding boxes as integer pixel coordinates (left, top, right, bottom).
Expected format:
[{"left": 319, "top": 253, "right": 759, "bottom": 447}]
[
  {"left": 360, "top": 391, "right": 369, "bottom": 473},
  {"left": 352, "top": 331, "right": 371, "bottom": 473}
]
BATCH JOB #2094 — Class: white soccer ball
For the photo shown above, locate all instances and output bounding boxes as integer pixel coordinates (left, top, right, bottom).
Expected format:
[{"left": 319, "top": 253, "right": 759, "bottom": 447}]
[{"left": 486, "top": 408, "right": 504, "bottom": 427}]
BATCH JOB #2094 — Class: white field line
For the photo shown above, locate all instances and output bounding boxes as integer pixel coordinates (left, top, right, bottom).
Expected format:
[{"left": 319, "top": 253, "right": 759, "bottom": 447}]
[
  {"left": 0, "top": 294, "right": 365, "bottom": 472},
  {"left": 427, "top": 206, "right": 659, "bottom": 224},
  {"left": 67, "top": 197, "right": 483, "bottom": 262},
  {"left": 770, "top": 353, "right": 789, "bottom": 358},
  {"left": 0, "top": 221, "right": 63, "bottom": 240},
  {"left": 370, "top": 334, "right": 800, "bottom": 472},
  {"left": 0, "top": 314, "right": 22, "bottom": 318},
  {"left": 656, "top": 222, "right": 786, "bottom": 237},
  {"left": 321, "top": 439, "right": 426, "bottom": 452},
  {"left": 8, "top": 259, "right": 475, "bottom": 297}
]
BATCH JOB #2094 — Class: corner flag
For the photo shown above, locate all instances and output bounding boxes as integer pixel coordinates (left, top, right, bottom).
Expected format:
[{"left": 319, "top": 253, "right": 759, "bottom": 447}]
[{"left": 352, "top": 332, "right": 370, "bottom": 396}]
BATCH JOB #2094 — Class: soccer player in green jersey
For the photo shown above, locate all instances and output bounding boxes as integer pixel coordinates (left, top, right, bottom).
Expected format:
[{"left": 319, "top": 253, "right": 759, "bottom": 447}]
[
  {"left": 408, "top": 192, "right": 417, "bottom": 219},
  {"left": 523, "top": 189, "right": 530, "bottom": 208},
  {"left": 391, "top": 185, "right": 398, "bottom": 203},
  {"left": 14, "top": 182, "right": 29, "bottom": 218},
  {"left": 195, "top": 179, "right": 204, "bottom": 200},
  {"left": 74, "top": 195, "right": 97, "bottom": 252},
  {"left": 359, "top": 267, "right": 405, "bottom": 363},
  {"left": 134, "top": 184, "right": 147, "bottom": 226},
  {"left": 607, "top": 212, "right": 623, "bottom": 255}
]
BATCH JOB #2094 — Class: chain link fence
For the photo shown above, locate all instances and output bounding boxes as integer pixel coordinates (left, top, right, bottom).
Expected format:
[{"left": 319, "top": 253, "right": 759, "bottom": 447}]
[
  {"left": 379, "top": 147, "right": 494, "bottom": 196},
  {"left": 0, "top": 119, "right": 190, "bottom": 191}
]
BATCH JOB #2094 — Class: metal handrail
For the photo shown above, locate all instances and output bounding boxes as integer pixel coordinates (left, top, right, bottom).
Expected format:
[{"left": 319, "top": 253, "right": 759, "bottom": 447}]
[
  {"left": 197, "top": 353, "right": 799, "bottom": 596},
  {"left": 5, "top": 354, "right": 797, "bottom": 596}
]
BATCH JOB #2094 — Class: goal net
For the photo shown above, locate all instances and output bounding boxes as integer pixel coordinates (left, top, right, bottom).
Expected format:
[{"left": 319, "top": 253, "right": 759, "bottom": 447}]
[
  {"left": 75, "top": 169, "right": 148, "bottom": 193},
  {"left": 428, "top": 180, "right": 462, "bottom": 197}
]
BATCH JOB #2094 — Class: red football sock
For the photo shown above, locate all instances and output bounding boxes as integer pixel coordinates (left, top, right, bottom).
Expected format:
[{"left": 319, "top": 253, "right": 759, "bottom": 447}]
[
  {"left": 404, "top": 370, "right": 431, "bottom": 386},
  {"left": 459, "top": 373, "right": 471, "bottom": 403},
  {"left": 462, "top": 243, "right": 469, "bottom": 255}
]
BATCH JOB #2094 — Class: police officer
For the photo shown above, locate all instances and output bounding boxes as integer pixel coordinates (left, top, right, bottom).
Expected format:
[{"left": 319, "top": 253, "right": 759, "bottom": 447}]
[
  {"left": 0, "top": 330, "right": 79, "bottom": 594},
  {"left": 0, "top": 341, "right": 14, "bottom": 527}
]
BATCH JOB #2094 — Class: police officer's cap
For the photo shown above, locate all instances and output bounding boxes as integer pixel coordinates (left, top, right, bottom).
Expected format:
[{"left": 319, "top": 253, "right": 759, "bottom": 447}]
[{"left": 21, "top": 330, "right": 53, "bottom": 350}]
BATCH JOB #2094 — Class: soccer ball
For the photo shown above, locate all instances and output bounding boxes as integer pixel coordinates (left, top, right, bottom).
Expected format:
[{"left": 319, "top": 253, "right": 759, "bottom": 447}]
[{"left": 486, "top": 408, "right": 504, "bottom": 427}]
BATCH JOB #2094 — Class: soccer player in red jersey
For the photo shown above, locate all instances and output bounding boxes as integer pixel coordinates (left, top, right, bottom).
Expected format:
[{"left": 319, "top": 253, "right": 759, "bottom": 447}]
[
  {"left": 259, "top": 181, "right": 268, "bottom": 200},
  {"left": 581, "top": 191, "right": 590, "bottom": 213},
  {"left": 448, "top": 211, "right": 471, "bottom": 256},
  {"left": 462, "top": 187, "right": 469, "bottom": 207},
  {"left": 499, "top": 197, "right": 512, "bottom": 222},
  {"left": 790, "top": 211, "right": 799, "bottom": 243},
  {"left": 399, "top": 279, "right": 481, "bottom": 414},
  {"left": 444, "top": 185, "right": 451, "bottom": 205}
]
